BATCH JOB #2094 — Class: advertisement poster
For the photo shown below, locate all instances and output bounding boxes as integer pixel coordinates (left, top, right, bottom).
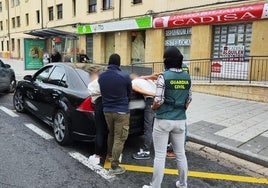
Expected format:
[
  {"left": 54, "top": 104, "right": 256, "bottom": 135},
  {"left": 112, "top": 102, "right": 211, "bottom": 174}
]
[
  {"left": 211, "top": 45, "right": 248, "bottom": 80},
  {"left": 24, "top": 39, "right": 45, "bottom": 70}
]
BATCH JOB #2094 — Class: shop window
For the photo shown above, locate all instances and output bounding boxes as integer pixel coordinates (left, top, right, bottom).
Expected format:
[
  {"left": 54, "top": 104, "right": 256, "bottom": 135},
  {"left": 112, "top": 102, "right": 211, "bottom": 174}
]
[
  {"left": 165, "top": 28, "right": 192, "bottom": 61},
  {"left": 132, "top": 0, "right": 142, "bottom": 4},
  {"left": 16, "top": 16, "right": 20, "bottom": 27},
  {"left": 1, "top": 41, "right": 4, "bottom": 51},
  {"left": 25, "top": 13, "right": 29, "bottom": 26},
  {"left": 212, "top": 23, "right": 252, "bottom": 60},
  {"left": 211, "top": 23, "right": 252, "bottom": 80},
  {"left": 57, "top": 4, "right": 63, "bottom": 19},
  {"left": 36, "top": 10, "right": 40, "bottom": 24},
  {"left": 103, "top": 0, "right": 112, "bottom": 10},
  {"left": 86, "top": 35, "right": 93, "bottom": 62},
  {"left": 88, "top": 0, "right": 96, "bottom": 13},
  {"left": 48, "top": 6, "right": 53, "bottom": 21},
  {"left": 131, "top": 31, "right": 145, "bottom": 64},
  {"left": 12, "top": 17, "right": 15, "bottom": 28},
  {"left": 105, "top": 33, "right": 115, "bottom": 63}
]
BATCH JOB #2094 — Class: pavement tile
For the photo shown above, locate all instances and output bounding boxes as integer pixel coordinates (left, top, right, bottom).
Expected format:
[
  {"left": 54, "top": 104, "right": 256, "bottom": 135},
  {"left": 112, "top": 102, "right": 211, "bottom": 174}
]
[
  {"left": 218, "top": 138, "right": 243, "bottom": 148},
  {"left": 239, "top": 136, "right": 268, "bottom": 154}
]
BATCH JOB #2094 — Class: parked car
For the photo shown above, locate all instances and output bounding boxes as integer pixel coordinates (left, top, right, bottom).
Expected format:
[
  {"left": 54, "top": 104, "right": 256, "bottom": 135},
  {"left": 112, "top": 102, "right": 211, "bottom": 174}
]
[
  {"left": 13, "top": 63, "right": 144, "bottom": 145},
  {"left": 0, "top": 59, "right": 16, "bottom": 93}
]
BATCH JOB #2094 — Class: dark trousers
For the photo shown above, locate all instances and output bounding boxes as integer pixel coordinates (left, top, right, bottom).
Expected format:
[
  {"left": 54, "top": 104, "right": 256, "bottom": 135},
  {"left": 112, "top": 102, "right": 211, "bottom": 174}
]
[
  {"left": 94, "top": 97, "right": 108, "bottom": 158},
  {"left": 142, "top": 98, "right": 154, "bottom": 151}
]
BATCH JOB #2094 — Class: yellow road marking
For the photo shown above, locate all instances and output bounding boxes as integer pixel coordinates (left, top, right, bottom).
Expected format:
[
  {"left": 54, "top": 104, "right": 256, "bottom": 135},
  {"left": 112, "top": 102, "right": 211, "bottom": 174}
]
[{"left": 104, "top": 161, "right": 268, "bottom": 184}]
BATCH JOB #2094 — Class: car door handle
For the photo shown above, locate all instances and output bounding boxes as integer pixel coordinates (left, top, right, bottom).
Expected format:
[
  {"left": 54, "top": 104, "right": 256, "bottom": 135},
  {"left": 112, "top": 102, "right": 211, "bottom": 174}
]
[{"left": 52, "top": 93, "right": 59, "bottom": 98}]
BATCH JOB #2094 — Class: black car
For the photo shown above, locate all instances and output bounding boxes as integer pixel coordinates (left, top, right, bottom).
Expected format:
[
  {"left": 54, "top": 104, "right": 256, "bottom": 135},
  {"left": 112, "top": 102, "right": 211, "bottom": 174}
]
[
  {"left": 13, "top": 63, "right": 144, "bottom": 145},
  {"left": 0, "top": 59, "right": 16, "bottom": 93}
]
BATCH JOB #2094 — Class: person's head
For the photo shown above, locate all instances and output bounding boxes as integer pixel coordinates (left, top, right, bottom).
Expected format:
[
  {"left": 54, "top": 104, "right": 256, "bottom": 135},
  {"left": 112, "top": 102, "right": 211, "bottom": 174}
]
[
  {"left": 130, "top": 73, "right": 139, "bottom": 80},
  {"left": 52, "top": 48, "right": 58, "bottom": 54},
  {"left": 163, "top": 46, "right": 183, "bottom": 69},
  {"left": 108, "top": 53, "right": 121, "bottom": 66}
]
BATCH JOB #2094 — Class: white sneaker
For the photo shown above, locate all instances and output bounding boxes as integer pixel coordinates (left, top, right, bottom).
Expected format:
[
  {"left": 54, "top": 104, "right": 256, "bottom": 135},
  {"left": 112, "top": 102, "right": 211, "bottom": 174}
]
[
  {"left": 142, "top": 185, "right": 152, "bottom": 188},
  {"left": 88, "top": 154, "right": 100, "bottom": 165},
  {"left": 176, "top": 181, "right": 187, "bottom": 188},
  {"left": 142, "top": 182, "right": 152, "bottom": 188}
]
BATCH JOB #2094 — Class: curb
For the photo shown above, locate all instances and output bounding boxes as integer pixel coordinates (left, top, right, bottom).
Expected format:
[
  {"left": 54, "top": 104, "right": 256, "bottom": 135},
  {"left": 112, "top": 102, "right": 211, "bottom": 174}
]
[{"left": 187, "top": 133, "right": 268, "bottom": 168}]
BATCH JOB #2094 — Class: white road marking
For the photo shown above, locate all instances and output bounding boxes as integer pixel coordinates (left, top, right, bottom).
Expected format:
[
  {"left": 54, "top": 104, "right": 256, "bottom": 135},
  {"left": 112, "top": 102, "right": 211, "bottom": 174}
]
[
  {"left": 69, "top": 151, "right": 115, "bottom": 181},
  {"left": 0, "top": 106, "right": 19, "bottom": 117},
  {"left": 24, "top": 123, "right": 53, "bottom": 140}
]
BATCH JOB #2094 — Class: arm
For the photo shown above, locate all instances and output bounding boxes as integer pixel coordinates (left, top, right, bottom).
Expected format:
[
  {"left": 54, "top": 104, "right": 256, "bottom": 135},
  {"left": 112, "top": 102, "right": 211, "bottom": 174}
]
[
  {"left": 140, "top": 73, "right": 159, "bottom": 80},
  {"left": 132, "top": 85, "right": 155, "bottom": 97},
  {"left": 151, "top": 74, "right": 165, "bottom": 110}
]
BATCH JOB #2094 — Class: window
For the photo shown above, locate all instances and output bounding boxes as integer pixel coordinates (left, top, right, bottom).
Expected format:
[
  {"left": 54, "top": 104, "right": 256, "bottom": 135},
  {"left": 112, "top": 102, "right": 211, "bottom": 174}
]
[
  {"left": 1, "top": 41, "right": 4, "bottom": 51},
  {"left": 47, "top": 66, "right": 67, "bottom": 87},
  {"left": 11, "top": 0, "right": 14, "bottom": 7},
  {"left": 12, "top": 17, "right": 15, "bottom": 28},
  {"left": 6, "top": 41, "right": 9, "bottom": 51},
  {"left": 0, "top": 21, "right": 3, "bottom": 30},
  {"left": 35, "top": 66, "right": 53, "bottom": 83},
  {"left": 132, "top": 0, "right": 142, "bottom": 4},
  {"left": 15, "top": 0, "right": 19, "bottom": 6},
  {"left": 48, "top": 6, "right": 53, "bottom": 21},
  {"left": 103, "top": 0, "right": 112, "bottom": 10},
  {"left": 165, "top": 28, "right": 192, "bottom": 61},
  {"left": 16, "top": 16, "right": 20, "bottom": 27},
  {"left": 0, "top": 2, "right": 2, "bottom": 12},
  {"left": 11, "top": 38, "right": 14, "bottom": 51},
  {"left": 72, "top": 0, "right": 76, "bottom": 16},
  {"left": 212, "top": 23, "right": 252, "bottom": 59},
  {"left": 25, "top": 13, "right": 29, "bottom": 26},
  {"left": 36, "top": 10, "right": 40, "bottom": 23},
  {"left": 57, "top": 4, "right": 63, "bottom": 19},
  {"left": 88, "top": 0, "right": 96, "bottom": 13}
]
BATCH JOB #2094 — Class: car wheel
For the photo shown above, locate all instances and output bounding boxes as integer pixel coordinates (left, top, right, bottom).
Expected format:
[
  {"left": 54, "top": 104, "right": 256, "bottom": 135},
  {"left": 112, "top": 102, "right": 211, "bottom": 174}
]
[
  {"left": 13, "top": 90, "right": 25, "bottom": 112},
  {"left": 8, "top": 77, "right": 16, "bottom": 93},
  {"left": 53, "top": 110, "right": 72, "bottom": 145}
]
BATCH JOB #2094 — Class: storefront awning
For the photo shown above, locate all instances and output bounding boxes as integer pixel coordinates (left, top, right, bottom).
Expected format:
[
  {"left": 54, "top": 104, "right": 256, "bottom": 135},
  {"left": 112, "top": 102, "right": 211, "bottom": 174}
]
[{"left": 25, "top": 28, "right": 78, "bottom": 39}]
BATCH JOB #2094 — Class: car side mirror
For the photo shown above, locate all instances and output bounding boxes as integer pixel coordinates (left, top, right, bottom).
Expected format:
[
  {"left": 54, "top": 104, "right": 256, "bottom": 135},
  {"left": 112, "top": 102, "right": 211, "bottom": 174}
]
[
  {"left": 4, "top": 64, "right": 11, "bottom": 68},
  {"left": 23, "top": 75, "right": 32, "bottom": 81}
]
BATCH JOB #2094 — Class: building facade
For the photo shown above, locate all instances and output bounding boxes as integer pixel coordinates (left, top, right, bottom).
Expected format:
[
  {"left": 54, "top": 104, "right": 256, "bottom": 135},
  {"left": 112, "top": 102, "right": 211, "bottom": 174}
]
[{"left": 0, "top": 0, "right": 267, "bottom": 75}]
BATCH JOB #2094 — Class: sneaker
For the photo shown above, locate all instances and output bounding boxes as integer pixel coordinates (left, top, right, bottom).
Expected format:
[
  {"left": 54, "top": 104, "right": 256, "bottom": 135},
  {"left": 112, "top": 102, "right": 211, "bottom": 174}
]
[
  {"left": 142, "top": 185, "right": 152, "bottom": 188},
  {"left": 166, "top": 151, "right": 175, "bottom": 158},
  {"left": 176, "top": 181, "right": 187, "bottom": 188},
  {"left": 108, "top": 166, "right": 126, "bottom": 175},
  {"left": 88, "top": 154, "right": 100, "bottom": 165},
  {"left": 142, "top": 182, "right": 152, "bottom": 188},
  {"left": 132, "top": 149, "right": 150, "bottom": 160}
]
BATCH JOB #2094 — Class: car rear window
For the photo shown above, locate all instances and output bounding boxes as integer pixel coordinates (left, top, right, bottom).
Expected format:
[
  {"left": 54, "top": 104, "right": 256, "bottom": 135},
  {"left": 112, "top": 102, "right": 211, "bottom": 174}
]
[{"left": 75, "top": 68, "right": 91, "bottom": 86}]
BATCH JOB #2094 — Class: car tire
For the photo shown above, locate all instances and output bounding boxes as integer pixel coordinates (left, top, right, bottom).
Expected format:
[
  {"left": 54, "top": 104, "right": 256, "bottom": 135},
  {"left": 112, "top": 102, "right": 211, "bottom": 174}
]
[
  {"left": 53, "top": 110, "right": 72, "bottom": 146},
  {"left": 8, "top": 77, "right": 16, "bottom": 93},
  {"left": 13, "top": 90, "right": 25, "bottom": 113}
]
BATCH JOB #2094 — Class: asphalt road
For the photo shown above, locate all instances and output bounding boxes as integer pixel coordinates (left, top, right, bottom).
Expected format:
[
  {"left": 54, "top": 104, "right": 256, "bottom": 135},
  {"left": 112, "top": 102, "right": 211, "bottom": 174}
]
[{"left": 0, "top": 93, "right": 267, "bottom": 188}]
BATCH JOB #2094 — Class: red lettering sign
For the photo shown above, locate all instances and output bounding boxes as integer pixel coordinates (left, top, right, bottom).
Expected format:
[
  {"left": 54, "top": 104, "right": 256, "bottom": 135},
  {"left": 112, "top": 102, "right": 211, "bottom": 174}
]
[{"left": 153, "top": 3, "right": 267, "bottom": 28}]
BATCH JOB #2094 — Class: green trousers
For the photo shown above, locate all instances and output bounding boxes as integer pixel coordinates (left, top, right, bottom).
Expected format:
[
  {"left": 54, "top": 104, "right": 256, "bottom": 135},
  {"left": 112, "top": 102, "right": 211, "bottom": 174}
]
[{"left": 104, "top": 112, "right": 130, "bottom": 168}]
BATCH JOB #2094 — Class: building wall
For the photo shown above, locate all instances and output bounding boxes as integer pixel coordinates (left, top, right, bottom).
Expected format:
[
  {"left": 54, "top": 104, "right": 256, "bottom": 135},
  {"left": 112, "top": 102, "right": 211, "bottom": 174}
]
[{"left": 0, "top": 0, "right": 268, "bottom": 63}]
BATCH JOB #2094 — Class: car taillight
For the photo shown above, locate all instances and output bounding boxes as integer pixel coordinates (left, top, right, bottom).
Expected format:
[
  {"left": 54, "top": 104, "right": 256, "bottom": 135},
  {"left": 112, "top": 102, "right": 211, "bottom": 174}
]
[{"left": 77, "top": 96, "right": 94, "bottom": 112}]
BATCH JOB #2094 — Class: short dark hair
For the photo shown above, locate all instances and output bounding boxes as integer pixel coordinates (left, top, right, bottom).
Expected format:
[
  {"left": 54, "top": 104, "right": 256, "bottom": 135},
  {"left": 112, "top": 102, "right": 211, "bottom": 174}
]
[
  {"left": 163, "top": 46, "right": 183, "bottom": 69},
  {"left": 108, "top": 53, "right": 121, "bottom": 66}
]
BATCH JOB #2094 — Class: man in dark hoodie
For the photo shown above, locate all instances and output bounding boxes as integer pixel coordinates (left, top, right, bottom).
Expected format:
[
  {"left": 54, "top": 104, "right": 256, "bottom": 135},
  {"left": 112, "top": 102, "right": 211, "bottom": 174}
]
[{"left": 98, "top": 53, "right": 132, "bottom": 175}]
